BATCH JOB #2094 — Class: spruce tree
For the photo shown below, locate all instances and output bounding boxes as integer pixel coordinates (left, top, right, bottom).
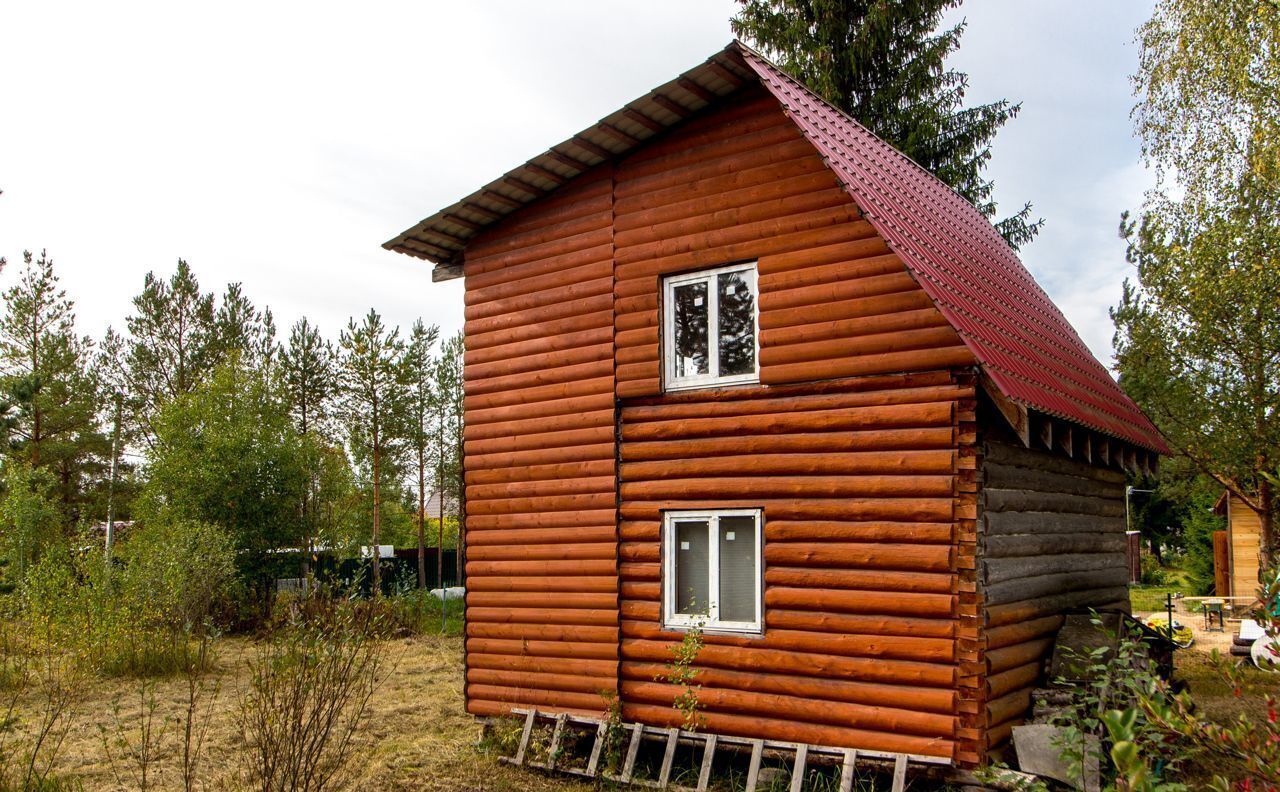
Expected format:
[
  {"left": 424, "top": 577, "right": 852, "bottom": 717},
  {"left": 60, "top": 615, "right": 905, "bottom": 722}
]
[{"left": 731, "top": 0, "right": 1043, "bottom": 249}]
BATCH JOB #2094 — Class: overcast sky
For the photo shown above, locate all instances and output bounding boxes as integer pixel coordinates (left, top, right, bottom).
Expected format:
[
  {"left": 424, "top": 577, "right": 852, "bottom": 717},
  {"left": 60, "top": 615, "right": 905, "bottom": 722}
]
[{"left": 1, "top": 1, "right": 1153, "bottom": 365}]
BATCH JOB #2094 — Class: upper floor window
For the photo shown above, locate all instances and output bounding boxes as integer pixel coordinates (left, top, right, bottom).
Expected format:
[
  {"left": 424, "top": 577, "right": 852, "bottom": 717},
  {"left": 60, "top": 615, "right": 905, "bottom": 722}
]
[{"left": 663, "top": 263, "right": 758, "bottom": 391}]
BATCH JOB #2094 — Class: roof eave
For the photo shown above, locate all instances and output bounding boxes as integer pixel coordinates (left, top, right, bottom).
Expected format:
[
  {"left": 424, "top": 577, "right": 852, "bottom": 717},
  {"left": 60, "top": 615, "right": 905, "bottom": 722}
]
[{"left": 383, "top": 41, "right": 758, "bottom": 281}]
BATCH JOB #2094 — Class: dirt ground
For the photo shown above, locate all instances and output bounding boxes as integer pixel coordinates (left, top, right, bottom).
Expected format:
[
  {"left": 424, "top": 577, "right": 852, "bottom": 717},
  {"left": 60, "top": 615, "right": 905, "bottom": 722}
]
[
  {"left": 12, "top": 634, "right": 590, "bottom": 792},
  {"left": 14, "top": 615, "right": 1278, "bottom": 791}
]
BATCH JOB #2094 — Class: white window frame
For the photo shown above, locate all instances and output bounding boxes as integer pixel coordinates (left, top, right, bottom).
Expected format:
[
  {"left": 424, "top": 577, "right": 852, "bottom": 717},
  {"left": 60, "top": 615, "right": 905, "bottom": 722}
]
[
  {"left": 661, "top": 508, "right": 764, "bottom": 634},
  {"left": 662, "top": 262, "right": 760, "bottom": 392}
]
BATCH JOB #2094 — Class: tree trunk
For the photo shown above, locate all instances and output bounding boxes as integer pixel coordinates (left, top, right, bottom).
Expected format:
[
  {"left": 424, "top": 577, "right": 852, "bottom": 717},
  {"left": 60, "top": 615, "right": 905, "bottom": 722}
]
[
  {"left": 1259, "top": 476, "right": 1275, "bottom": 578},
  {"left": 417, "top": 446, "right": 426, "bottom": 589},
  {"left": 436, "top": 437, "right": 445, "bottom": 592},
  {"left": 372, "top": 438, "right": 382, "bottom": 599}
]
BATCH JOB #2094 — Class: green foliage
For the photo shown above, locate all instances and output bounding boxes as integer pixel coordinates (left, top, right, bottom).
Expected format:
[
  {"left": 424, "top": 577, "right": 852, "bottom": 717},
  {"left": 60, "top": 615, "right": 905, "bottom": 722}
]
[
  {"left": 0, "top": 249, "right": 107, "bottom": 519},
  {"left": 0, "top": 462, "right": 63, "bottom": 583},
  {"left": 432, "top": 332, "right": 464, "bottom": 529},
  {"left": 18, "top": 517, "right": 233, "bottom": 678},
  {"left": 106, "top": 260, "right": 275, "bottom": 446},
  {"left": 1118, "top": 0, "right": 1280, "bottom": 567},
  {"left": 1134, "top": 0, "right": 1280, "bottom": 201},
  {"left": 140, "top": 360, "right": 309, "bottom": 592},
  {"left": 730, "top": 0, "right": 1042, "bottom": 249},
  {"left": 1139, "top": 554, "right": 1169, "bottom": 587},
  {"left": 656, "top": 625, "right": 705, "bottom": 731},
  {"left": 1048, "top": 616, "right": 1173, "bottom": 788},
  {"left": 399, "top": 319, "right": 440, "bottom": 589}
]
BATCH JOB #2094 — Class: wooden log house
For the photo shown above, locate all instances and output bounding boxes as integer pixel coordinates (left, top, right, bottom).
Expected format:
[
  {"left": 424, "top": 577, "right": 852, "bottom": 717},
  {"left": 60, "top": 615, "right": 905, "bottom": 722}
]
[{"left": 384, "top": 42, "right": 1169, "bottom": 767}]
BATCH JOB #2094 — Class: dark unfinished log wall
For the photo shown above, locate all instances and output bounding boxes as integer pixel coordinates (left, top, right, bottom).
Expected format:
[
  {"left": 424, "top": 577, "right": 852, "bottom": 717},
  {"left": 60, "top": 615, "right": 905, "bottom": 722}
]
[
  {"left": 612, "top": 89, "right": 980, "bottom": 761},
  {"left": 978, "top": 428, "right": 1130, "bottom": 748},
  {"left": 461, "top": 166, "right": 619, "bottom": 719}
]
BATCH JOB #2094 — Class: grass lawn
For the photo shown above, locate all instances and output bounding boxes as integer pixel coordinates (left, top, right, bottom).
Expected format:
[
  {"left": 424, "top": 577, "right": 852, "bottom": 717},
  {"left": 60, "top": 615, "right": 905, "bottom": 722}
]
[{"left": 1130, "top": 585, "right": 1187, "bottom": 613}]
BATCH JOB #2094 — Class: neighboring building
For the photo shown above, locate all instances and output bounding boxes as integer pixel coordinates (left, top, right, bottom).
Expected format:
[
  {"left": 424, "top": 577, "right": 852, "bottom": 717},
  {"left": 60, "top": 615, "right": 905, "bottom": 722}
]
[
  {"left": 1214, "top": 492, "right": 1263, "bottom": 600},
  {"left": 385, "top": 42, "right": 1167, "bottom": 767},
  {"left": 423, "top": 490, "right": 459, "bottom": 521}
]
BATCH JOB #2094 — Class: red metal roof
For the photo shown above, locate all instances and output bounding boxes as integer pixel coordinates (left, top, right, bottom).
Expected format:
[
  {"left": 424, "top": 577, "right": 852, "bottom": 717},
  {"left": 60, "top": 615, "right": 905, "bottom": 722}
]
[
  {"left": 738, "top": 45, "right": 1167, "bottom": 453},
  {"left": 387, "top": 41, "right": 1167, "bottom": 454}
]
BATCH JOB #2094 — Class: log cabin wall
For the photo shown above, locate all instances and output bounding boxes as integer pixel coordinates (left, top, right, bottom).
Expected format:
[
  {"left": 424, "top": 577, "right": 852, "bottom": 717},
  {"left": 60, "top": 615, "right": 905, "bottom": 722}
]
[
  {"left": 978, "top": 424, "right": 1130, "bottom": 749},
  {"left": 460, "top": 167, "right": 620, "bottom": 719},
  {"left": 611, "top": 88, "right": 979, "bottom": 762}
]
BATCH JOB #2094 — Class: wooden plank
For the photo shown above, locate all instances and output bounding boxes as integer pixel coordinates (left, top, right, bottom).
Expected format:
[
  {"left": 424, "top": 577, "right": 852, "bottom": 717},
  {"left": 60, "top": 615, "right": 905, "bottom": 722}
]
[
  {"left": 697, "top": 734, "right": 718, "bottom": 792},
  {"left": 621, "top": 723, "right": 644, "bottom": 783},
  {"left": 745, "top": 739, "right": 764, "bottom": 792},
  {"left": 658, "top": 727, "right": 681, "bottom": 788},
  {"left": 513, "top": 709, "right": 537, "bottom": 766},
  {"left": 891, "top": 754, "right": 908, "bottom": 792},
  {"left": 547, "top": 713, "right": 568, "bottom": 770},
  {"left": 586, "top": 720, "right": 608, "bottom": 777},
  {"left": 839, "top": 749, "right": 857, "bottom": 792},
  {"left": 790, "top": 743, "right": 808, "bottom": 792}
]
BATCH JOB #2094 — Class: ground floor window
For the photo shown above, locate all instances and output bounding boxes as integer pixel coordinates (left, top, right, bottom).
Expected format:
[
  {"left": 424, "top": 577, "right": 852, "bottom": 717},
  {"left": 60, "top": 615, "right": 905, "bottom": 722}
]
[{"left": 662, "top": 509, "right": 763, "bottom": 633}]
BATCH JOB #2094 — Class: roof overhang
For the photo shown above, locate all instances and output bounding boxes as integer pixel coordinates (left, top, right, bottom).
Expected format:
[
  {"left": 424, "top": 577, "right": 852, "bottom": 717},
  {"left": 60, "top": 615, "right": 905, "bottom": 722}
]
[{"left": 383, "top": 43, "right": 758, "bottom": 281}]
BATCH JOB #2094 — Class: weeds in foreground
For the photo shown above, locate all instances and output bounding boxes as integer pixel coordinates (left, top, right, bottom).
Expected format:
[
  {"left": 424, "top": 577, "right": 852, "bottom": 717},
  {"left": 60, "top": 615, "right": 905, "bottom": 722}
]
[
  {"left": 0, "top": 618, "right": 83, "bottom": 792},
  {"left": 238, "top": 600, "right": 385, "bottom": 792}
]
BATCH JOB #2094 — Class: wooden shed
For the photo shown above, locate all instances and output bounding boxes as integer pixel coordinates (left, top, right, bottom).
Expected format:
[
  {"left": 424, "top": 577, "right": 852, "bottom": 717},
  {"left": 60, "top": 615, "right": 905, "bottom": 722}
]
[
  {"left": 1214, "top": 492, "right": 1263, "bottom": 600},
  {"left": 385, "top": 42, "right": 1168, "bottom": 768}
]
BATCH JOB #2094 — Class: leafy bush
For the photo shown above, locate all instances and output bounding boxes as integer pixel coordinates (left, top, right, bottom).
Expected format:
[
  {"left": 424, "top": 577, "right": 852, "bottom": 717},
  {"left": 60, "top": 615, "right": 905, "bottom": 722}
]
[
  {"left": 0, "top": 463, "right": 63, "bottom": 587},
  {"left": 1140, "top": 554, "right": 1170, "bottom": 586},
  {"left": 17, "top": 518, "right": 235, "bottom": 677}
]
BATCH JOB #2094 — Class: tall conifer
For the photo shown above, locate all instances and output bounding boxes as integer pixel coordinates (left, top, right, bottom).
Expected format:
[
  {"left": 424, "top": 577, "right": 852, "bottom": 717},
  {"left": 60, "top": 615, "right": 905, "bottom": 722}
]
[{"left": 732, "top": 0, "right": 1042, "bottom": 248}]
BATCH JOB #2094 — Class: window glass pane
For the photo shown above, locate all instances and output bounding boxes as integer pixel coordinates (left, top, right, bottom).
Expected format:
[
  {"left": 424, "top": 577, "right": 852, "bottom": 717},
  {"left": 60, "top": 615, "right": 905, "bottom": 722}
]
[
  {"left": 675, "top": 520, "right": 710, "bottom": 617},
  {"left": 672, "top": 281, "right": 709, "bottom": 378},
  {"left": 717, "top": 271, "right": 755, "bottom": 376},
  {"left": 717, "top": 515, "right": 757, "bottom": 624}
]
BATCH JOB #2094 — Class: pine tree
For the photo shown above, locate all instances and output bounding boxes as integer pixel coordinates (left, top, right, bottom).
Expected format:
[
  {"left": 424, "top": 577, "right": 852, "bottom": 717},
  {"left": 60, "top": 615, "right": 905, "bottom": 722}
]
[
  {"left": 338, "top": 310, "right": 406, "bottom": 596},
  {"left": 731, "top": 0, "right": 1043, "bottom": 249},
  {"left": 433, "top": 332, "right": 465, "bottom": 585},
  {"left": 0, "top": 250, "right": 107, "bottom": 518},
  {"left": 400, "top": 319, "right": 440, "bottom": 589},
  {"left": 114, "top": 259, "right": 220, "bottom": 442},
  {"left": 280, "top": 317, "right": 338, "bottom": 579}
]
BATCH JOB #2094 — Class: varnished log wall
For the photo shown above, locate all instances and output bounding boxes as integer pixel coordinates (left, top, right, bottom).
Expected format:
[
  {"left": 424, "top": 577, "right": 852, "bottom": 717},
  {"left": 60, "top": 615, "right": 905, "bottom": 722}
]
[
  {"left": 612, "top": 88, "right": 974, "bottom": 397},
  {"left": 608, "top": 88, "right": 984, "bottom": 762},
  {"left": 461, "top": 167, "right": 619, "bottom": 718},
  {"left": 451, "top": 83, "right": 1129, "bottom": 768},
  {"left": 618, "top": 373, "right": 972, "bottom": 760},
  {"left": 978, "top": 430, "right": 1129, "bottom": 748}
]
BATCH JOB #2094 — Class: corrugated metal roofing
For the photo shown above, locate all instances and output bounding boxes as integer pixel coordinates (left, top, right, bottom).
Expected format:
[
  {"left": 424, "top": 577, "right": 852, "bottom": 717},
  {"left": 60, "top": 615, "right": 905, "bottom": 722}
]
[
  {"left": 736, "top": 46, "right": 1166, "bottom": 453},
  {"left": 386, "top": 41, "right": 1167, "bottom": 454}
]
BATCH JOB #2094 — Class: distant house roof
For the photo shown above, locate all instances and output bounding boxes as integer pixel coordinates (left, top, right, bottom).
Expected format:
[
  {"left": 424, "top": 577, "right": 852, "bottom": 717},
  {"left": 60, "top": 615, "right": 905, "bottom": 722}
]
[
  {"left": 424, "top": 491, "right": 458, "bottom": 520},
  {"left": 386, "top": 41, "right": 1167, "bottom": 455}
]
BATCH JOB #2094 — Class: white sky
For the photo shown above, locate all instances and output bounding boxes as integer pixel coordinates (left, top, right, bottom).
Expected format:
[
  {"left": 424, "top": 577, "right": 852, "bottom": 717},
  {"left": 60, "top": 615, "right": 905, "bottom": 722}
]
[{"left": 0, "top": 1, "right": 1153, "bottom": 364}]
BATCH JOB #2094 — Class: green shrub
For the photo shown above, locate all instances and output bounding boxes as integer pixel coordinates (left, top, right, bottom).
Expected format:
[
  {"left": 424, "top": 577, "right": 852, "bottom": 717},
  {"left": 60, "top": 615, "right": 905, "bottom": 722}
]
[
  {"left": 16, "top": 518, "right": 236, "bottom": 677},
  {"left": 1141, "top": 554, "right": 1170, "bottom": 586}
]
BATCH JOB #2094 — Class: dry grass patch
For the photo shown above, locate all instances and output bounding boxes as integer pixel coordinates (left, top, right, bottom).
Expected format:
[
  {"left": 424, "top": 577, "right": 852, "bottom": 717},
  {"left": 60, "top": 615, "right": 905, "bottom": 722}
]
[{"left": 6, "top": 635, "right": 589, "bottom": 791}]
